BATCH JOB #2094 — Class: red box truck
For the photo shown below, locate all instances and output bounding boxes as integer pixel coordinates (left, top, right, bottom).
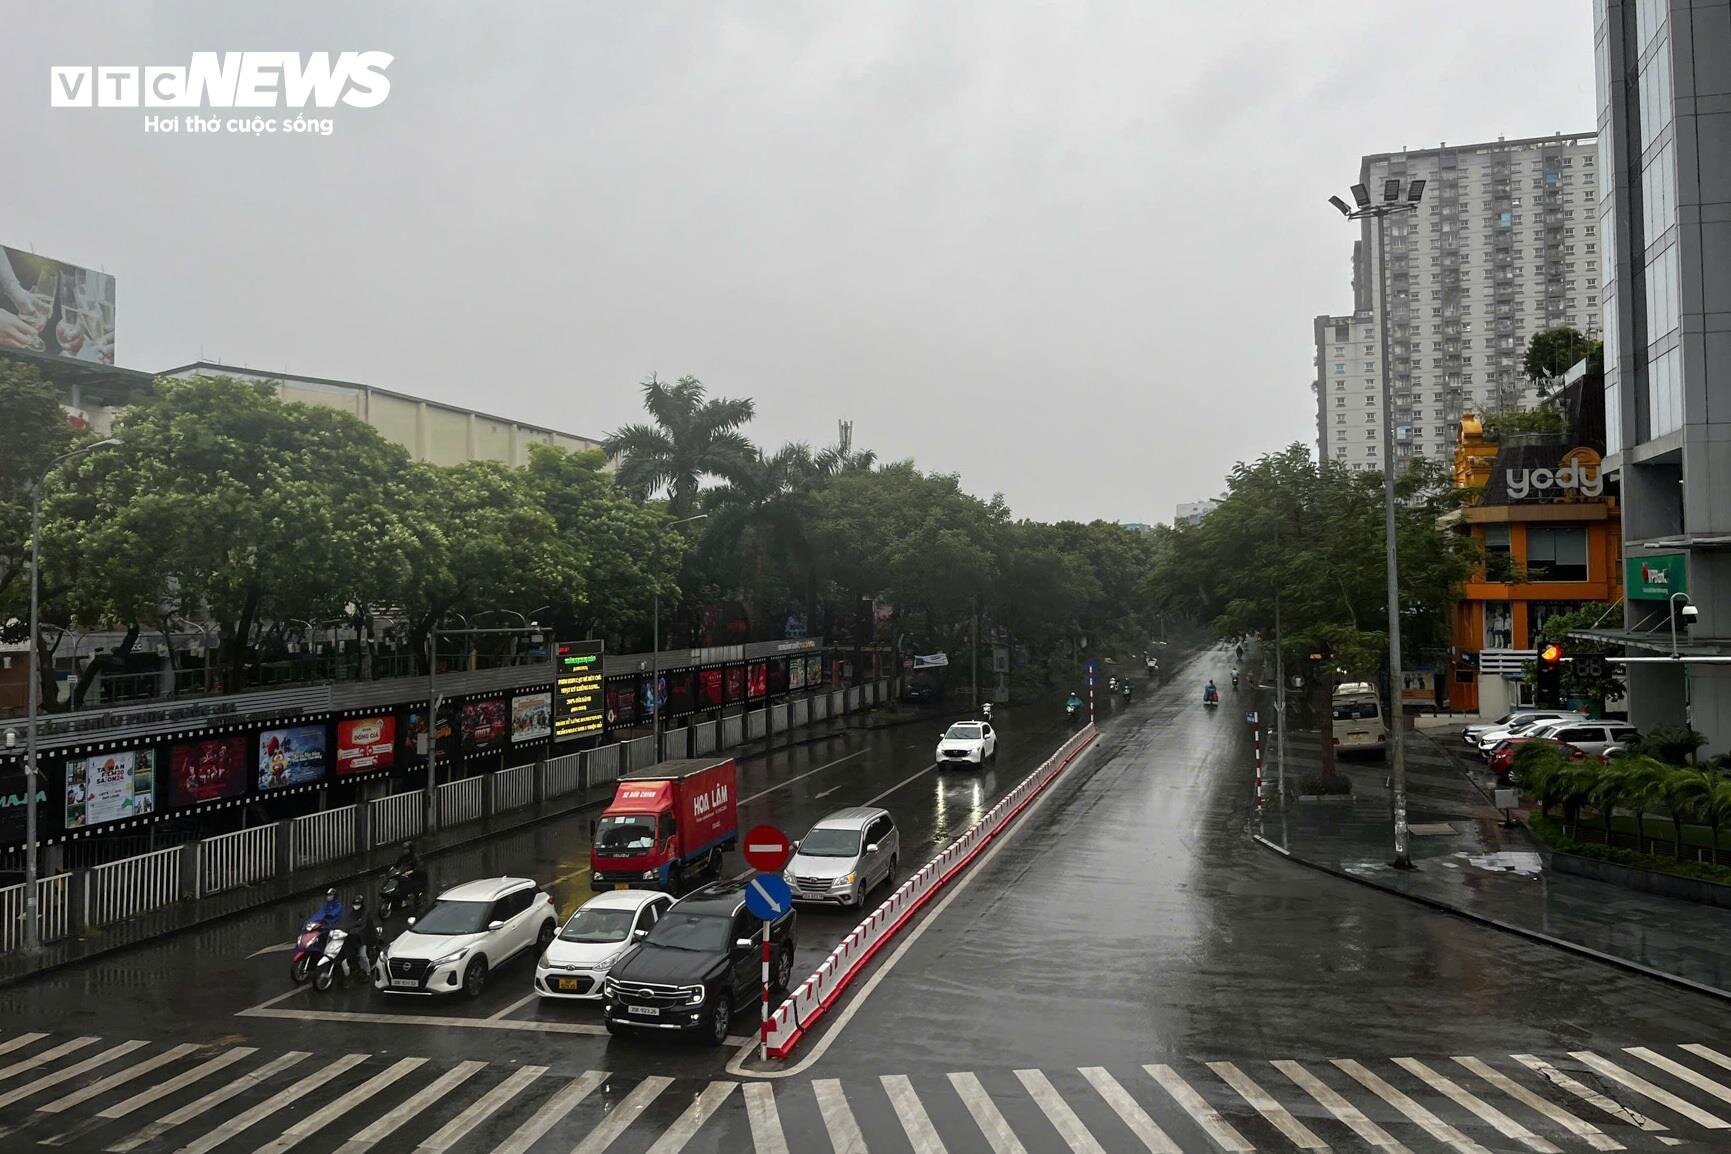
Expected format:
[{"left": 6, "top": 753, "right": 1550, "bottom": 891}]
[{"left": 590, "top": 758, "right": 739, "bottom": 891}]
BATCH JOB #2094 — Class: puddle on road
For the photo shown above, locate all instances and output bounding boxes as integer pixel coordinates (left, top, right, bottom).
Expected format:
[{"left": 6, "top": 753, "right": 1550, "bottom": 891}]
[{"left": 1458, "top": 850, "right": 1544, "bottom": 876}]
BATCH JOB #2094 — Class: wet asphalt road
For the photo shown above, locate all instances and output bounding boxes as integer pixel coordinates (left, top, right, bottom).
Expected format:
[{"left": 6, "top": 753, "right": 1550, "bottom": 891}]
[{"left": 7, "top": 652, "right": 1731, "bottom": 1152}]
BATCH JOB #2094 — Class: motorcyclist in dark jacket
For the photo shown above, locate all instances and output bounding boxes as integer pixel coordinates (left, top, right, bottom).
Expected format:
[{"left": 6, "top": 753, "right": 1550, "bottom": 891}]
[{"left": 348, "top": 895, "right": 382, "bottom": 974}]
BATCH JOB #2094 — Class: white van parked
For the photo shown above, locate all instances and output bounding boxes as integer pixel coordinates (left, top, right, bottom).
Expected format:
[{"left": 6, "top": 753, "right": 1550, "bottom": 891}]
[{"left": 1332, "top": 683, "right": 1387, "bottom": 760}]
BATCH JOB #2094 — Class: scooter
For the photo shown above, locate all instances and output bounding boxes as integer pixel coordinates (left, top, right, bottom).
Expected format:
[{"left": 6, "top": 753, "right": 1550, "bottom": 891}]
[
  {"left": 1121, "top": 684, "right": 1133, "bottom": 702},
  {"left": 981, "top": 701, "right": 993, "bottom": 722},
  {"left": 1203, "top": 690, "right": 1220, "bottom": 709},
  {"left": 290, "top": 919, "right": 329, "bottom": 984},
  {"left": 1065, "top": 701, "right": 1081, "bottom": 723},
  {"left": 312, "top": 928, "right": 372, "bottom": 992},
  {"left": 378, "top": 865, "right": 427, "bottom": 921}
]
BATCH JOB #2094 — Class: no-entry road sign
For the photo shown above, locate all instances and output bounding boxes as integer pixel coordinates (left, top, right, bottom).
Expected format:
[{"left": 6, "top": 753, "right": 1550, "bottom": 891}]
[{"left": 743, "top": 824, "right": 793, "bottom": 873}]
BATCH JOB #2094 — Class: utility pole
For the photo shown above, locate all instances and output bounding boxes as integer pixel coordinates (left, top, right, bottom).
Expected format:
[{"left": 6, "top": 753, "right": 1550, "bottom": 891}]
[
  {"left": 970, "top": 596, "right": 978, "bottom": 712},
  {"left": 1275, "top": 593, "right": 1287, "bottom": 805}
]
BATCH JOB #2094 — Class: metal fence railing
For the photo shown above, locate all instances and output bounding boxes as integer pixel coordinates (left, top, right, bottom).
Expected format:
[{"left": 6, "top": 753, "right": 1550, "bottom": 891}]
[
  {"left": 291, "top": 806, "right": 357, "bottom": 870},
  {"left": 622, "top": 736, "right": 653, "bottom": 773},
  {"left": 84, "top": 845, "right": 182, "bottom": 928},
  {"left": 747, "top": 709, "right": 766, "bottom": 739},
  {"left": 693, "top": 720, "right": 717, "bottom": 755},
  {"left": 198, "top": 825, "right": 278, "bottom": 897},
  {"left": 661, "top": 727, "right": 687, "bottom": 758},
  {"left": 0, "top": 874, "right": 72, "bottom": 953},
  {"left": 369, "top": 790, "right": 425, "bottom": 850},
  {"left": 543, "top": 751, "right": 582, "bottom": 797},
  {"left": 493, "top": 763, "right": 533, "bottom": 814},
  {"left": 438, "top": 776, "right": 484, "bottom": 829},
  {"left": 722, "top": 714, "right": 743, "bottom": 746}
]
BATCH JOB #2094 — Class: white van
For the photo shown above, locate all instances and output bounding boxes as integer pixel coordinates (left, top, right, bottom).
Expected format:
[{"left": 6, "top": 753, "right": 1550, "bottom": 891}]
[{"left": 1332, "top": 682, "right": 1387, "bottom": 760}]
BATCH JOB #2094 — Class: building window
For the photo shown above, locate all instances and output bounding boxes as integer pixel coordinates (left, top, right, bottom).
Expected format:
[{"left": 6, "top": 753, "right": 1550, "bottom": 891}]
[
  {"left": 1336, "top": 396, "right": 1345, "bottom": 406},
  {"left": 1525, "top": 526, "right": 1588, "bottom": 582},
  {"left": 1482, "top": 524, "right": 1516, "bottom": 582},
  {"left": 1484, "top": 601, "right": 1514, "bottom": 649}
]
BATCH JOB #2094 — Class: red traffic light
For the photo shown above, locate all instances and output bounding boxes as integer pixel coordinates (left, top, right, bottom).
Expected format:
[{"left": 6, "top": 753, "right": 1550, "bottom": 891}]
[{"left": 1538, "top": 643, "right": 1564, "bottom": 665}]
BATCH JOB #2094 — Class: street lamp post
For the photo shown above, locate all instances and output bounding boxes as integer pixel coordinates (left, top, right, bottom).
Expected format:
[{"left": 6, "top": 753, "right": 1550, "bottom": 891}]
[
  {"left": 1331, "top": 178, "right": 1426, "bottom": 870},
  {"left": 654, "top": 514, "right": 709, "bottom": 762},
  {"left": 23, "top": 437, "right": 121, "bottom": 950},
  {"left": 1670, "top": 591, "right": 1696, "bottom": 729}
]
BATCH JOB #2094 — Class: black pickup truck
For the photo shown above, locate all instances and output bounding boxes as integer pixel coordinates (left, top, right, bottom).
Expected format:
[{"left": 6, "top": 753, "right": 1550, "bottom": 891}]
[{"left": 602, "top": 878, "right": 797, "bottom": 1045}]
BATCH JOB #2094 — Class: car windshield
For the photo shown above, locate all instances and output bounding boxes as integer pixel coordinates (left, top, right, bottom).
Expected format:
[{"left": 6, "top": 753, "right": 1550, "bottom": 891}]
[
  {"left": 1333, "top": 701, "right": 1378, "bottom": 721},
  {"left": 596, "top": 814, "right": 656, "bottom": 852},
  {"left": 559, "top": 906, "right": 636, "bottom": 944},
  {"left": 799, "top": 826, "right": 863, "bottom": 857},
  {"left": 412, "top": 899, "right": 491, "bottom": 936},
  {"left": 643, "top": 911, "right": 731, "bottom": 952},
  {"left": 945, "top": 724, "right": 983, "bottom": 740}
]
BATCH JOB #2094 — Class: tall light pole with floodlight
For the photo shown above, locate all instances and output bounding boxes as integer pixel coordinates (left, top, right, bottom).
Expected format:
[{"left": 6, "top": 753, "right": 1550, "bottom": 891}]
[{"left": 1330, "top": 177, "right": 1425, "bottom": 869}]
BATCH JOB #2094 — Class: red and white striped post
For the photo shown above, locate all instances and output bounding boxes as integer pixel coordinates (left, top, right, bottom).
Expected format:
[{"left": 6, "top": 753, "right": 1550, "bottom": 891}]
[
  {"left": 760, "top": 920, "right": 771, "bottom": 1060},
  {"left": 1253, "top": 715, "right": 1263, "bottom": 811},
  {"left": 1087, "top": 670, "right": 1095, "bottom": 725}
]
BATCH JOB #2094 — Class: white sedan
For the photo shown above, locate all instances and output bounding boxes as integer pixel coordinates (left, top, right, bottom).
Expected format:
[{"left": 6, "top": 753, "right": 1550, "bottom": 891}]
[
  {"left": 534, "top": 889, "right": 672, "bottom": 1000},
  {"left": 936, "top": 721, "right": 997, "bottom": 766}
]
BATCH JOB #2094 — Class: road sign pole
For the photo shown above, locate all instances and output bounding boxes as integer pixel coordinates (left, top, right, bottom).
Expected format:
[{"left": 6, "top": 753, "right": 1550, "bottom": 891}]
[{"left": 760, "top": 918, "right": 771, "bottom": 1061}]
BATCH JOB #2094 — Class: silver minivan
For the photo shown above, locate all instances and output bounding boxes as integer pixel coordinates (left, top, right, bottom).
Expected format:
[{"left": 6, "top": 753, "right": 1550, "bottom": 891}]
[{"left": 783, "top": 807, "right": 899, "bottom": 910}]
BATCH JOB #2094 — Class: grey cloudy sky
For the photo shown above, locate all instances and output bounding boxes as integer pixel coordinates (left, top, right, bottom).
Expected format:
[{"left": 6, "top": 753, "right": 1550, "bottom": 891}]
[{"left": 5, "top": 2, "right": 1594, "bottom": 524}]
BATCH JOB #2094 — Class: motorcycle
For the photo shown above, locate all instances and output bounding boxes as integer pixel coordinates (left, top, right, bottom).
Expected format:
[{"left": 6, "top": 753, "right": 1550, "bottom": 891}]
[
  {"left": 312, "top": 928, "right": 371, "bottom": 992},
  {"left": 1203, "top": 689, "right": 1220, "bottom": 709},
  {"left": 1065, "top": 701, "right": 1081, "bottom": 723},
  {"left": 1121, "top": 684, "right": 1132, "bottom": 702},
  {"left": 290, "top": 919, "right": 330, "bottom": 984},
  {"left": 378, "top": 865, "right": 427, "bottom": 921},
  {"left": 981, "top": 701, "right": 993, "bottom": 722},
  {"left": 1231, "top": 675, "right": 1240, "bottom": 692}
]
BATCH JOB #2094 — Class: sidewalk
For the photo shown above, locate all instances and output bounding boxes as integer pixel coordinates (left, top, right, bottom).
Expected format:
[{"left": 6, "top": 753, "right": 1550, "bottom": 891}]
[{"left": 1256, "top": 725, "right": 1731, "bottom": 999}]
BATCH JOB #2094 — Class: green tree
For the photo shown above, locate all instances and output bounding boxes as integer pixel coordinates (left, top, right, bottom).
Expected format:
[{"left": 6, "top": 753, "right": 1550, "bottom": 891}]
[
  {"left": 603, "top": 374, "right": 756, "bottom": 516},
  {"left": 703, "top": 444, "right": 820, "bottom": 637},
  {"left": 0, "top": 360, "right": 74, "bottom": 617},
  {"left": 1535, "top": 604, "right": 1626, "bottom": 711},
  {"left": 1522, "top": 326, "right": 1597, "bottom": 387}
]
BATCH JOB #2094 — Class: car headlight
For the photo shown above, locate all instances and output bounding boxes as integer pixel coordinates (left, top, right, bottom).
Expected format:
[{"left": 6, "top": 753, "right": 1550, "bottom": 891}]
[
  {"left": 433, "top": 948, "right": 469, "bottom": 967},
  {"left": 683, "top": 984, "right": 706, "bottom": 1005},
  {"left": 832, "top": 873, "right": 856, "bottom": 889},
  {"left": 642, "top": 870, "right": 657, "bottom": 880},
  {"left": 603, "top": 977, "right": 620, "bottom": 998},
  {"left": 592, "top": 955, "right": 616, "bottom": 973}
]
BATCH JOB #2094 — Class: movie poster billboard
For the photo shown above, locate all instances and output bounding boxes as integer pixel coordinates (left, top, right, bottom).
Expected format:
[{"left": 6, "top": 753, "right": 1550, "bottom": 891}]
[
  {"left": 747, "top": 661, "right": 767, "bottom": 700},
  {"left": 64, "top": 747, "right": 155, "bottom": 829},
  {"left": 698, "top": 668, "right": 724, "bottom": 710},
  {"left": 258, "top": 725, "right": 328, "bottom": 790},
  {"left": 461, "top": 698, "right": 507, "bottom": 755},
  {"left": 511, "top": 692, "right": 551, "bottom": 743},
  {"left": 767, "top": 657, "right": 787, "bottom": 697},
  {"left": 168, "top": 736, "right": 248, "bottom": 808},
  {"left": 0, "top": 765, "right": 51, "bottom": 846},
  {"left": 402, "top": 701, "right": 456, "bottom": 763},
  {"left": 336, "top": 716, "right": 396, "bottom": 775},
  {"left": 605, "top": 679, "right": 638, "bottom": 728},
  {"left": 0, "top": 245, "right": 115, "bottom": 364},
  {"left": 788, "top": 655, "right": 808, "bottom": 692},
  {"left": 806, "top": 653, "right": 824, "bottom": 689},
  {"left": 638, "top": 673, "right": 667, "bottom": 718},
  {"left": 724, "top": 663, "right": 745, "bottom": 704},
  {"left": 666, "top": 670, "right": 695, "bottom": 718}
]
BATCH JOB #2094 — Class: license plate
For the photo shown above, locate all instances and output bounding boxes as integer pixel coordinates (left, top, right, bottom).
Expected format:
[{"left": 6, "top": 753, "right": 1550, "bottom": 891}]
[
  {"left": 1348, "top": 732, "right": 1367, "bottom": 741},
  {"left": 389, "top": 978, "right": 419, "bottom": 988},
  {"left": 555, "top": 978, "right": 582, "bottom": 992},
  {"left": 627, "top": 1004, "right": 660, "bottom": 1017},
  {"left": 614, "top": 883, "right": 631, "bottom": 891}
]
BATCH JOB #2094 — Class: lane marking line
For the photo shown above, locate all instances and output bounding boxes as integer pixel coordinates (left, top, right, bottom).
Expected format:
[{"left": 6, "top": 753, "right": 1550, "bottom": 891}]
[
  {"left": 1333, "top": 1058, "right": 1493, "bottom": 1154},
  {"left": 175, "top": 1052, "right": 368, "bottom": 1154},
  {"left": 571, "top": 1074, "right": 671, "bottom": 1154},
  {"left": 96, "top": 1046, "right": 263, "bottom": 1123},
  {"left": 1570, "top": 1050, "right": 1730, "bottom": 1130},
  {"left": 247, "top": 943, "right": 296, "bottom": 958},
  {"left": 332, "top": 1059, "right": 487, "bottom": 1154},
  {"left": 0, "top": 1032, "right": 46, "bottom": 1058},
  {"left": 1682, "top": 1044, "right": 1731, "bottom": 1073},
  {"left": 881, "top": 1074, "right": 949, "bottom": 1154},
  {"left": 492, "top": 1069, "right": 609, "bottom": 1154},
  {"left": 741, "top": 750, "right": 871, "bottom": 805},
  {"left": 813, "top": 1078, "right": 869, "bottom": 1154},
  {"left": 1450, "top": 1056, "right": 1620, "bottom": 1152},
  {"left": 949, "top": 1071, "right": 1030, "bottom": 1154},
  {"left": 742, "top": 1082, "right": 791, "bottom": 1154},
  {"left": 1392, "top": 1057, "right": 1559, "bottom": 1154},
  {"left": 1080, "top": 1066, "right": 1181, "bottom": 1154},
  {"left": 1016, "top": 1068, "right": 1107, "bottom": 1153},
  {"left": 39, "top": 1042, "right": 201, "bottom": 1116},
  {"left": 1512, "top": 1053, "right": 1666, "bottom": 1133},
  {"left": 236, "top": 1003, "right": 749, "bottom": 1044},
  {"left": 254, "top": 1056, "right": 427, "bottom": 1154},
  {"left": 416, "top": 1064, "right": 547, "bottom": 1153},
  {"left": 0, "top": 1036, "right": 99, "bottom": 1082},
  {"left": 643, "top": 1079, "right": 737, "bottom": 1154},
  {"left": 1144, "top": 1063, "right": 1254, "bottom": 1153},
  {"left": 486, "top": 993, "right": 540, "bottom": 1021},
  {"left": 1272, "top": 1059, "right": 1413, "bottom": 1154},
  {"left": 1626, "top": 1045, "right": 1731, "bottom": 1106},
  {"left": 1207, "top": 1061, "right": 1328, "bottom": 1152},
  {"left": 0, "top": 1039, "right": 145, "bottom": 1112}
]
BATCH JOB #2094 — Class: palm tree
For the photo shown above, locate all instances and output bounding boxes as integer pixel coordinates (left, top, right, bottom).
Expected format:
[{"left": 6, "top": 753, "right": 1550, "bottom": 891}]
[
  {"left": 704, "top": 444, "right": 819, "bottom": 637},
  {"left": 1557, "top": 759, "right": 1602, "bottom": 839},
  {"left": 1616, "top": 756, "right": 1671, "bottom": 855},
  {"left": 604, "top": 374, "right": 757, "bottom": 516},
  {"left": 1589, "top": 760, "right": 1627, "bottom": 846},
  {"left": 1660, "top": 766, "right": 1713, "bottom": 861},
  {"left": 1704, "top": 776, "right": 1731, "bottom": 867},
  {"left": 814, "top": 442, "right": 877, "bottom": 478}
]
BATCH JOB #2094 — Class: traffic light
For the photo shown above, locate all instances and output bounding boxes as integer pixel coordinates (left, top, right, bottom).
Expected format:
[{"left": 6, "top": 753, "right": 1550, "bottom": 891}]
[{"left": 1535, "top": 642, "right": 1565, "bottom": 706}]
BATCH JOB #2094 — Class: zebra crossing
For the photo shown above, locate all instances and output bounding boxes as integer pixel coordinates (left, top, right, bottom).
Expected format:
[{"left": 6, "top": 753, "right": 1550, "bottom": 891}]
[{"left": 0, "top": 1030, "right": 1728, "bottom": 1152}]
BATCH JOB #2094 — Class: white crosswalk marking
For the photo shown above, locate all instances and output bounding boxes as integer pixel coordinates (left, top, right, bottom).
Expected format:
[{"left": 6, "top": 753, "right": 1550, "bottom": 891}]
[
  {"left": 1144, "top": 1063, "right": 1253, "bottom": 1153},
  {"left": 1682, "top": 1044, "right": 1731, "bottom": 1073},
  {"left": 645, "top": 1080, "right": 737, "bottom": 1154},
  {"left": 1627, "top": 1046, "right": 1731, "bottom": 1105},
  {"left": 0, "top": 1039, "right": 144, "bottom": 1110},
  {"left": 175, "top": 1052, "right": 369, "bottom": 1154},
  {"left": 743, "top": 1081, "right": 791, "bottom": 1154},
  {"left": 39, "top": 1042, "right": 200, "bottom": 1115},
  {"left": 813, "top": 1078, "right": 869, "bottom": 1154},
  {"left": 949, "top": 1071, "right": 1029, "bottom": 1154},
  {"left": 1570, "top": 1050, "right": 1731, "bottom": 1130},
  {"left": 335, "top": 1060, "right": 486, "bottom": 1154},
  {"left": 0, "top": 1033, "right": 47, "bottom": 1058},
  {"left": 1512, "top": 1054, "right": 1667, "bottom": 1133},
  {"left": 488, "top": 1070, "right": 608, "bottom": 1154},
  {"left": 1208, "top": 1061, "right": 1328, "bottom": 1152},
  {"left": 1334, "top": 1058, "right": 1493, "bottom": 1154},
  {"left": 1079, "top": 1067, "right": 1181, "bottom": 1154},
  {"left": 1451, "top": 1056, "right": 1622, "bottom": 1152},
  {"left": 106, "top": 1050, "right": 309, "bottom": 1153},
  {"left": 572, "top": 1074, "right": 672, "bottom": 1154},
  {"left": 1393, "top": 1057, "right": 1560, "bottom": 1154},
  {"left": 417, "top": 1065, "right": 546, "bottom": 1154},
  {"left": 254, "top": 1056, "right": 428, "bottom": 1154},
  {"left": 0, "top": 1036, "right": 98, "bottom": 1084},
  {"left": 1273, "top": 1059, "right": 1413, "bottom": 1154},
  {"left": 882, "top": 1074, "right": 949, "bottom": 1154},
  {"left": 1015, "top": 1068, "right": 1107, "bottom": 1154}
]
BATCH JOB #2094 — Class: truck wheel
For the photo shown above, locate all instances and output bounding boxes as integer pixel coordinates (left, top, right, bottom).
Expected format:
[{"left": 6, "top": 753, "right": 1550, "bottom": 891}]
[
  {"left": 707, "top": 848, "right": 723, "bottom": 879},
  {"left": 706, "top": 994, "right": 732, "bottom": 1046}
]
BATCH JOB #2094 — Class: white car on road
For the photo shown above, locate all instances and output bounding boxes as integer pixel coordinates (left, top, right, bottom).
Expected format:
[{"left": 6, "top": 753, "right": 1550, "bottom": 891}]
[
  {"left": 375, "top": 876, "right": 556, "bottom": 999},
  {"left": 1475, "top": 712, "right": 1589, "bottom": 756},
  {"left": 1464, "top": 709, "right": 1579, "bottom": 745},
  {"left": 534, "top": 889, "right": 672, "bottom": 1000},
  {"left": 936, "top": 721, "right": 997, "bottom": 766}
]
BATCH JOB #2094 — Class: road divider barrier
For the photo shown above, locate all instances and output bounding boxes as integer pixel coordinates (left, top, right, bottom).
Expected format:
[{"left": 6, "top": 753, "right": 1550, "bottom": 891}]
[{"left": 762, "top": 722, "right": 1099, "bottom": 1060}]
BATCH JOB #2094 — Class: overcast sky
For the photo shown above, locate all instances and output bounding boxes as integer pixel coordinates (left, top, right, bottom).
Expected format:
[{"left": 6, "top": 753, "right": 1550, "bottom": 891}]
[{"left": 5, "top": 2, "right": 1595, "bottom": 524}]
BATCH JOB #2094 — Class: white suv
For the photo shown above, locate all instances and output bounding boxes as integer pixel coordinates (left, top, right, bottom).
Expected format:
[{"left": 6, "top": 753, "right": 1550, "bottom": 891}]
[{"left": 375, "top": 876, "right": 556, "bottom": 998}]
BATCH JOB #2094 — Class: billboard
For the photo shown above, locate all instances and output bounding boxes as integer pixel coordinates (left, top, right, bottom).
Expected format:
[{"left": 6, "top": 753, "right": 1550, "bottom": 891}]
[
  {"left": 259, "top": 725, "right": 328, "bottom": 790},
  {"left": 168, "top": 736, "right": 249, "bottom": 807},
  {"left": 511, "top": 692, "right": 551, "bottom": 743},
  {"left": 605, "top": 680, "right": 638, "bottom": 728},
  {"left": 747, "top": 661, "right": 767, "bottom": 700},
  {"left": 462, "top": 698, "right": 507, "bottom": 755},
  {"left": 666, "top": 670, "right": 694, "bottom": 718},
  {"left": 0, "top": 246, "right": 115, "bottom": 363},
  {"left": 698, "top": 668, "right": 724, "bottom": 710},
  {"left": 767, "top": 657, "right": 787, "bottom": 697},
  {"left": 403, "top": 701, "right": 456, "bottom": 763},
  {"left": 789, "top": 655, "right": 808, "bottom": 692},
  {"left": 552, "top": 639, "right": 604, "bottom": 738},
  {"left": 806, "top": 653, "right": 824, "bottom": 688},
  {"left": 724, "top": 663, "right": 745, "bottom": 703},
  {"left": 336, "top": 716, "right": 396, "bottom": 775},
  {"left": 1628, "top": 553, "right": 1687, "bottom": 600},
  {"left": 0, "top": 767, "right": 51, "bottom": 846},
  {"left": 639, "top": 673, "right": 667, "bottom": 718},
  {"left": 65, "top": 748, "right": 155, "bottom": 830}
]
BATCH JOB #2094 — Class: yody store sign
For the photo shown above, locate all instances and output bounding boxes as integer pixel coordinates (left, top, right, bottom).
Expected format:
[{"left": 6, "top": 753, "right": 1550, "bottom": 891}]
[{"left": 1505, "top": 447, "right": 1604, "bottom": 500}]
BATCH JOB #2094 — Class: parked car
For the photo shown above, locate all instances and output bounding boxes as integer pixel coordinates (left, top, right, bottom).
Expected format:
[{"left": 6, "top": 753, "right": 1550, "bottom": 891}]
[
  {"left": 374, "top": 877, "right": 556, "bottom": 999},
  {"left": 936, "top": 721, "right": 997, "bottom": 765},
  {"left": 1475, "top": 711, "right": 1590, "bottom": 756},
  {"left": 1332, "top": 683, "right": 1386, "bottom": 760},
  {"left": 535, "top": 889, "right": 673, "bottom": 1001},
  {"left": 602, "top": 878, "right": 797, "bottom": 1044},
  {"left": 1501, "top": 719, "right": 1639, "bottom": 760},
  {"left": 1464, "top": 710, "right": 1551, "bottom": 744},
  {"left": 783, "top": 807, "right": 900, "bottom": 908}
]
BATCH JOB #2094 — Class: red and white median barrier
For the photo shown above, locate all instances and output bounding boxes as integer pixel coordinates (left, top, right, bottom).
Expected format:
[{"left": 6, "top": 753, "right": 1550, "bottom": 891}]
[{"left": 761, "top": 724, "right": 1099, "bottom": 1059}]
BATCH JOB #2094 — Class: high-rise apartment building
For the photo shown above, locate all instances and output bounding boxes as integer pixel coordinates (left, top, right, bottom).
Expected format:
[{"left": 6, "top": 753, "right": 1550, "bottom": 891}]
[
  {"left": 1315, "top": 134, "right": 1602, "bottom": 472},
  {"left": 1588, "top": 0, "right": 1731, "bottom": 753}
]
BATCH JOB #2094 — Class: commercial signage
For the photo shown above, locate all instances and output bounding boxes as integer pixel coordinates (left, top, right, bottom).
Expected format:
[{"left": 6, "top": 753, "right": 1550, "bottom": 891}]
[
  {"left": 605, "top": 681, "right": 637, "bottom": 728},
  {"left": 806, "top": 653, "right": 824, "bottom": 688},
  {"left": 511, "top": 692, "right": 551, "bottom": 743},
  {"left": 639, "top": 673, "right": 667, "bottom": 718},
  {"left": 169, "top": 736, "right": 248, "bottom": 806},
  {"left": 699, "top": 668, "right": 724, "bottom": 710},
  {"left": 1, "top": 245, "right": 116, "bottom": 363},
  {"left": 724, "top": 664, "right": 745, "bottom": 703},
  {"left": 259, "top": 725, "right": 328, "bottom": 790},
  {"left": 403, "top": 702, "right": 456, "bottom": 761},
  {"left": 552, "top": 640, "right": 604, "bottom": 739},
  {"left": 1504, "top": 447, "right": 1604, "bottom": 501},
  {"left": 65, "top": 747, "right": 155, "bottom": 829},
  {"left": 336, "top": 716, "right": 395, "bottom": 774},
  {"left": 747, "top": 661, "right": 767, "bottom": 700},
  {"left": 461, "top": 698, "right": 507, "bottom": 754},
  {"left": 1628, "top": 554, "right": 1687, "bottom": 600},
  {"left": 788, "top": 655, "right": 808, "bottom": 691},
  {"left": 666, "top": 670, "right": 694, "bottom": 718},
  {"left": 0, "top": 768, "right": 51, "bottom": 845}
]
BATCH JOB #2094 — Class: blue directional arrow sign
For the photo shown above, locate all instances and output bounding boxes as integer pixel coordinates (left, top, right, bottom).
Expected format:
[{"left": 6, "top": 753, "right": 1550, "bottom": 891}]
[{"left": 744, "top": 873, "right": 792, "bottom": 920}]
